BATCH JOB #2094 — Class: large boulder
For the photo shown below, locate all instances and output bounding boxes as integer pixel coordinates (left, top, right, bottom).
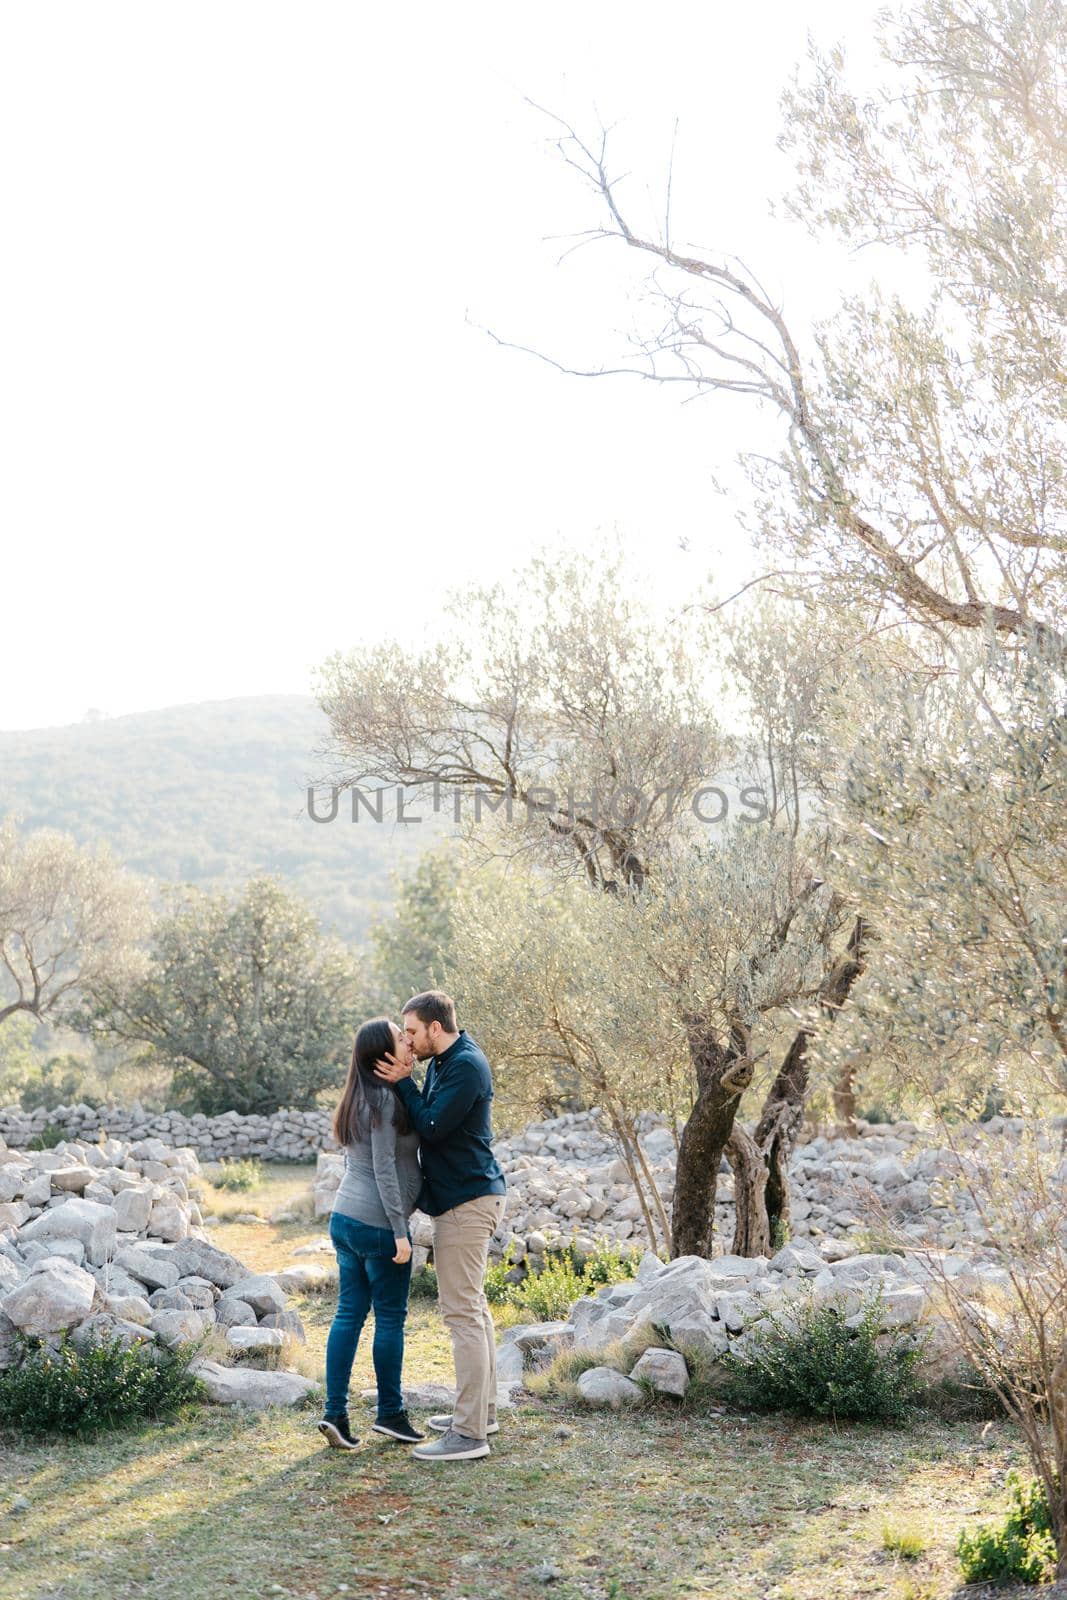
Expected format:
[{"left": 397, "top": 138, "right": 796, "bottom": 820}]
[
  {"left": 149, "top": 1308, "right": 206, "bottom": 1348},
  {"left": 277, "top": 1263, "right": 337, "bottom": 1294},
  {"left": 0, "top": 1255, "right": 27, "bottom": 1295},
  {"left": 577, "top": 1366, "right": 643, "bottom": 1408},
  {"left": 629, "top": 1347, "right": 690, "bottom": 1397},
  {"left": 50, "top": 1166, "right": 95, "bottom": 1194},
  {"left": 113, "top": 1246, "right": 180, "bottom": 1291},
  {"left": 19, "top": 1199, "right": 116, "bottom": 1267},
  {"left": 112, "top": 1187, "right": 153, "bottom": 1233},
  {"left": 215, "top": 1296, "right": 259, "bottom": 1331},
  {"left": 147, "top": 1198, "right": 190, "bottom": 1243},
  {"left": 169, "top": 1238, "right": 249, "bottom": 1290},
  {"left": 226, "top": 1326, "right": 285, "bottom": 1351},
  {"left": 3, "top": 1257, "right": 97, "bottom": 1336},
  {"left": 260, "top": 1310, "right": 307, "bottom": 1344},
  {"left": 234, "top": 1274, "right": 286, "bottom": 1316},
  {"left": 193, "top": 1359, "right": 317, "bottom": 1408}
]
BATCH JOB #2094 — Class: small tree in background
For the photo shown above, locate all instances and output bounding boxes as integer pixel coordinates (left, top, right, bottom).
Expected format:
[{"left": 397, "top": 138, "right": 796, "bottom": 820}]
[
  {"left": 450, "top": 823, "right": 863, "bottom": 1259},
  {"left": 0, "top": 815, "right": 151, "bottom": 1030},
  {"left": 83, "top": 876, "right": 366, "bottom": 1114},
  {"left": 369, "top": 847, "right": 459, "bottom": 1014},
  {"left": 315, "top": 541, "right": 725, "bottom": 893}
]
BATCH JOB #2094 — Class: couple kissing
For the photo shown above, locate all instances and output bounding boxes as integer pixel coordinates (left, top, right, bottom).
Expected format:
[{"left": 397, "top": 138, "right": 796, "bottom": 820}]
[{"left": 318, "top": 990, "right": 507, "bottom": 1461}]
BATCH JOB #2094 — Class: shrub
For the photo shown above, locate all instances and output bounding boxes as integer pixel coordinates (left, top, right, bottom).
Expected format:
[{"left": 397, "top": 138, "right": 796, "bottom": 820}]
[
  {"left": 213, "top": 1158, "right": 263, "bottom": 1192},
  {"left": 26, "top": 1123, "right": 64, "bottom": 1151},
  {"left": 0, "top": 1331, "right": 204, "bottom": 1436},
  {"left": 505, "top": 1254, "right": 587, "bottom": 1322},
  {"left": 956, "top": 1471, "right": 1056, "bottom": 1587},
  {"left": 482, "top": 1240, "right": 642, "bottom": 1317},
  {"left": 719, "top": 1287, "right": 927, "bottom": 1423},
  {"left": 484, "top": 1246, "right": 519, "bottom": 1305},
  {"left": 409, "top": 1263, "right": 438, "bottom": 1300},
  {"left": 571, "top": 1240, "right": 643, "bottom": 1289}
]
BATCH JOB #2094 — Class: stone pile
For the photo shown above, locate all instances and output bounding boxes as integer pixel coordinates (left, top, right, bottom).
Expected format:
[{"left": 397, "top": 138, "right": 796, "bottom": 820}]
[
  {"left": 314, "top": 1107, "right": 1048, "bottom": 1268},
  {"left": 0, "top": 1103, "right": 334, "bottom": 1164},
  {"left": 0, "top": 1132, "right": 316, "bottom": 1407},
  {"left": 495, "top": 1236, "right": 1006, "bottom": 1402}
]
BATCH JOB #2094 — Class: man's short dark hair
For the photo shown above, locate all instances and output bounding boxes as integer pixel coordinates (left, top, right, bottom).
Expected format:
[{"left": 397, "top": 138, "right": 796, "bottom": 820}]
[{"left": 402, "top": 990, "right": 458, "bottom": 1033}]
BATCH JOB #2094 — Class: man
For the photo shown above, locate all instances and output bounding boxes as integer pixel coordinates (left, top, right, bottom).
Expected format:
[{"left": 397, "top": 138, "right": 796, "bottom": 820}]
[{"left": 375, "top": 990, "right": 507, "bottom": 1462}]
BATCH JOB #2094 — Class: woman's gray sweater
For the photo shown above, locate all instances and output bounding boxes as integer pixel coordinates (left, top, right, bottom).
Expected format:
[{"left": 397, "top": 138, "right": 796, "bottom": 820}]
[{"left": 331, "top": 1092, "right": 422, "bottom": 1237}]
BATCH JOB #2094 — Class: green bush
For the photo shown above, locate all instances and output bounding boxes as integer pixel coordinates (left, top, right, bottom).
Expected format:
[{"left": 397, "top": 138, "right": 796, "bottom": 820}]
[
  {"left": 26, "top": 1123, "right": 64, "bottom": 1151},
  {"left": 506, "top": 1254, "right": 588, "bottom": 1322},
  {"left": 956, "top": 1471, "right": 1056, "bottom": 1587},
  {"left": 0, "top": 1331, "right": 204, "bottom": 1437},
  {"left": 484, "top": 1245, "right": 519, "bottom": 1305},
  {"left": 408, "top": 1263, "right": 438, "bottom": 1300},
  {"left": 719, "top": 1287, "right": 927, "bottom": 1423},
  {"left": 213, "top": 1157, "right": 263, "bottom": 1192},
  {"left": 568, "top": 1240, "right": 643, "bottom": 1289},
  {"left": 494, "top": 1241, "right": 643, "bottom": 1321}
]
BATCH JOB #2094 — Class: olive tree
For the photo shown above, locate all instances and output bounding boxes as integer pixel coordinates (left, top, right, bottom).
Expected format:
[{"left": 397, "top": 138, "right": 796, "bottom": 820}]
[
  {"left": 450, "top": 819, "right": 864, "bottom": 1259},
  {"left": 315, "top": 543, "right": 724, "bottom": 893},
  {"left": 818, "top": 632, "right": 1067, "bottom": 1126},
  {"left": 808, "top": 629, "right": 1067, "bottom": 1570},
  {"left": 83, "top": 876, "right": 366, "bottom": 1114},
  {"left": 530, "top": 0, "right": 1066, "bottom": 657},
  {"left": 0, "top": 816, "right": 151, "bottom": 1030}
]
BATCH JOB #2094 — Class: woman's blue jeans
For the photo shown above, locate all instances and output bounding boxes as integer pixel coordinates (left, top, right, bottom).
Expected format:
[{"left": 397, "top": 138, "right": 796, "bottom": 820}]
[{"left": 325, "top": 1211, "right": 412, "bottom": 1421}]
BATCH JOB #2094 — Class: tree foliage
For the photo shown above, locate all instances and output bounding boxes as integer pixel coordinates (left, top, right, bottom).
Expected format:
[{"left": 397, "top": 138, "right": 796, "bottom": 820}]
[
  {"left": 82, "top": 876, "right": 366, "bottom": 1114},
  {"left": 0, "top": 816, "right": 151, "bottom": 1030}
]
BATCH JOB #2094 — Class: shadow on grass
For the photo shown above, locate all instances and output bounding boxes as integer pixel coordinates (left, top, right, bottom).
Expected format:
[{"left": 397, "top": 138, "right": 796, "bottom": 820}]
[{"left": 1, "top": 1399, "right": 1026, "bottom": 1600}]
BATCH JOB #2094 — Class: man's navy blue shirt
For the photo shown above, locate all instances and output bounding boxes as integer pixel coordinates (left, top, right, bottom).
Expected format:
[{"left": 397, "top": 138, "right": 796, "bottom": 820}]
[{"left": 393, "top": 1030, "right": 507, "bottom": 1217}]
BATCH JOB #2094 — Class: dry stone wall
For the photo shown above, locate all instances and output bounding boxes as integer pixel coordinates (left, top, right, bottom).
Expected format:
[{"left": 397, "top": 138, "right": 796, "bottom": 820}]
[{"left": 0, "top": 1103, "right": 335, "bottom": 1163}]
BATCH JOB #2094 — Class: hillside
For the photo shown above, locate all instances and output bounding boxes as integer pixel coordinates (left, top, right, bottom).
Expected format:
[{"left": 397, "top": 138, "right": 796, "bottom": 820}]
[{"left": 0, "top": 695, "right": 451, "bottom": 944}]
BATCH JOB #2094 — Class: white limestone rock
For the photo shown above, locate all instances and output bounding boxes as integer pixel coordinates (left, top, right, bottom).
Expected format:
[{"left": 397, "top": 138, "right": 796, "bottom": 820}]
[
  {"left": 19, "top": 1198, "right": 116, "bottom": 1267},
  {"left": 226, "top": 1325, "right": 285, "bottom": 1351},
  {"left": 114, "top": 1246, "right": 180, "bottom": 1291},
  {"left": 193, "top": 1359, "right": 318, "bottom": 1408},
  {"left": 3, "top": 1256, "right": 98, "bottom": 1336},
  {"left": 577, "top": 1366, "right": 644, "bottom": 1408},
  {"left": 629, "top": 1347, "right": 689, "bottom": 1397}
]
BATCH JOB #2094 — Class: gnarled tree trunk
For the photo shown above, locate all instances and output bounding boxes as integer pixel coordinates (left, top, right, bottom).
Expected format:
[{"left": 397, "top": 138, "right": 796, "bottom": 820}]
[
  {"left": 730, "top": 915, "right": 869, "bottom": 1256},
  {"left": 670, "top": 1013, "right": 753, "bottom": 1257}
]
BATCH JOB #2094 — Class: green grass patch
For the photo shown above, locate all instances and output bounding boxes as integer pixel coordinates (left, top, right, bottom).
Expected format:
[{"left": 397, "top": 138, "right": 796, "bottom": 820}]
[{"left": 211, "top": 1157, "right": 264, "bottom": 1192}]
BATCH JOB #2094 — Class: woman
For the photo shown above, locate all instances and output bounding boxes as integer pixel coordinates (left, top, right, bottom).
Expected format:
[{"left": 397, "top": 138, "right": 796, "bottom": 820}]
[{"left": 318, "top": 1017, "right": 425, "bottom": 1450}]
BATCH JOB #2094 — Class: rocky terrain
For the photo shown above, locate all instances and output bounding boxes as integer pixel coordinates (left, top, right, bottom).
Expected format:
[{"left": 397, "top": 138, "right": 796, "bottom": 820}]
[
  {"left": 313, "top": 1105, "right": 1046, "bottom": 1268},
  {"left": 0, "top": 1132, "right": 317, "bottom": 1406},
  {"left": 2, "top": 1102, "right": 1047, "bottom": 1415}
]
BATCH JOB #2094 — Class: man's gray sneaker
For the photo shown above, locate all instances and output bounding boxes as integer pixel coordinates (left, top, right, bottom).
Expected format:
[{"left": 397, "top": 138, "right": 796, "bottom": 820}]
[
  {"left": 428, "top": 1410, "right": 499, "bottom": 1436},
  {"left": 412, "top": 1427, "right": 490, "bottom": 1461}
]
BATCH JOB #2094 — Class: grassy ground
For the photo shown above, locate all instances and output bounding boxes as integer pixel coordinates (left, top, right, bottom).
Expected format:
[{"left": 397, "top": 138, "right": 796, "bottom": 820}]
[{"left": 0, "top": 1164, "right": 1043, "bottom": 1600}]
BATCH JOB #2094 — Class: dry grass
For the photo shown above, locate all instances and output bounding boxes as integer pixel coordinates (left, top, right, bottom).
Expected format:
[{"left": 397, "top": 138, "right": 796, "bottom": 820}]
[{"left": 0, "top": 1163, "right": 1046, "bottom": 1600}]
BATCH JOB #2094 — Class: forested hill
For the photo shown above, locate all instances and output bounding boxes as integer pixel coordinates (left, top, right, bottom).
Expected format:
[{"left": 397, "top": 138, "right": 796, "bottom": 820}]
[{"left": 0, "top": 695, "right": 448, "bottom": 944}]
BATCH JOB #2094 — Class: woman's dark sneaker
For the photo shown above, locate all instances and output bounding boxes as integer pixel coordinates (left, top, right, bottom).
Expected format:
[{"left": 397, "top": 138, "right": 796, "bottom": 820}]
[
  {"left": 372, "top": 1411, "right": 426, "bottom": 1443},
  {"left": 318, "top": 1414, "right": 360, "bottom": 1450}
]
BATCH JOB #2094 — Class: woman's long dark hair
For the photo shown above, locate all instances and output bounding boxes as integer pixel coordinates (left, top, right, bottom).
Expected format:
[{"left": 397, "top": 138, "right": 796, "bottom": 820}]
[{"left": 332, "top": 1017, "right": 411, "bottom": 1146}]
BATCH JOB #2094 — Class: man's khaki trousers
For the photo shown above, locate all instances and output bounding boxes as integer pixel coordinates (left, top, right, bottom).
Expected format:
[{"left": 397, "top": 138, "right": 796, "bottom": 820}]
[{"left": 432, "top": 1193, "right": 506, "bottom": 1439}]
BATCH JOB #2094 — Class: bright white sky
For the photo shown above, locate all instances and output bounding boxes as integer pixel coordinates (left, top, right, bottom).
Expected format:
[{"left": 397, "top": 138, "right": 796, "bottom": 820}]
[{"left": 1, "top": 1, "right": 891, "bottom": 732}]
